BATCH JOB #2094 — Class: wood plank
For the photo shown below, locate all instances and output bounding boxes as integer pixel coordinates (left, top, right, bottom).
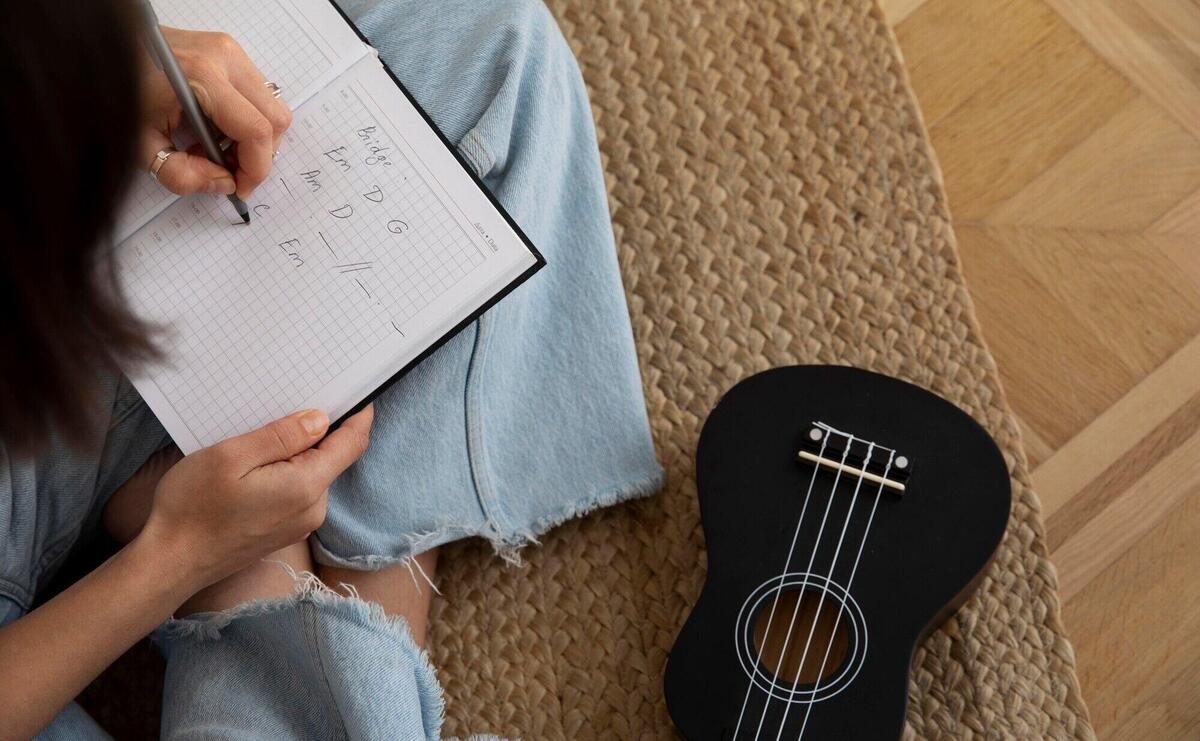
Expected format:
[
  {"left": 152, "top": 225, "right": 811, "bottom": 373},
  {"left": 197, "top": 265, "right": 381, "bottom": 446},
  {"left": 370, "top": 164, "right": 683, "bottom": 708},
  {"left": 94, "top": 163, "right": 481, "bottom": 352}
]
[
  {"left": 1112, "top": 0, "right": 1200, "bottom": 96},
  {"left": 980, "top": 229, "right": 1200, "bottom": 379},
  {"left": 1158, "top": 231, "right": 1200, "bottom": 297},
  {"left": 1108, "top": 658, "right": 1200, "bottom": 740},
  {"left": 956, "top": 226, "right": 1200, "bottom": 451},
  {"left": 1052, "top": 428, "right": 1200, "bottom": 602},
  {"left": 1046, "top": 389, "right": 1200, "bottom": 552},
  {"left": 1046, "top": 0, "right": 1200, "bottom": 141},
  {"left": 955, "top": 226, "right": 1113, "bottom": 450},
  {"left": 1152, "top": 217, "right": 1200, "bottom": 306},
  {"left": 986, "top": 95, "right": 1200, "bottom": 231},
  {"left": 1151, "top": 187, "right": 1200, "bottom": 236},
  {"left": 1034, "top": 333, "right": 1200, "bottom": 520},
  {"left": 1134, "top": 0, "right": 1200, "bottom": 54},
  {"left": 1016, "top": 413, "right": 1055, "bottom": 469},
  {"left": 928, "top": 20, "right": 1136, "bottom": 220},
  {"left": 894, "top": 0, "right": 1059, "bottom": 127},
  {"left": 876, "top": 0, "right": 928, "bottom": 27},
  {"left": 895, "top": 3, "right": 1200, "bottom": 734},
  {"left": 1061, "top": 490, "right": 1200, "bottom": 738}
]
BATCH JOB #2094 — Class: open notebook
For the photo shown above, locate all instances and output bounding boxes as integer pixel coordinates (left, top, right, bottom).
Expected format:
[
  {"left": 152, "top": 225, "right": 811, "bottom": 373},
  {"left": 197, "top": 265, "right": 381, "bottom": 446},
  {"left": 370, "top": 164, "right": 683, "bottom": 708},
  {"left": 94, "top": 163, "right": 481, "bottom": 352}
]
[{"left": 116, "top": 0, "right": 543, "bottom": 454}]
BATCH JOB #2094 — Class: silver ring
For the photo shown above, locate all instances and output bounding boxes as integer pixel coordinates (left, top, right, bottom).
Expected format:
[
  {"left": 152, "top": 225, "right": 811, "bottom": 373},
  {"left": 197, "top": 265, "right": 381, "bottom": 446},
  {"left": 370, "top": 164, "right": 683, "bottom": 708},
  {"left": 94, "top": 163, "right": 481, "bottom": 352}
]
[
  {"left": 149, "top": 147, "right": 180, "bottom": 181},
  {"left": 265, "top": 81, "right": 283, "bottom": 99}
]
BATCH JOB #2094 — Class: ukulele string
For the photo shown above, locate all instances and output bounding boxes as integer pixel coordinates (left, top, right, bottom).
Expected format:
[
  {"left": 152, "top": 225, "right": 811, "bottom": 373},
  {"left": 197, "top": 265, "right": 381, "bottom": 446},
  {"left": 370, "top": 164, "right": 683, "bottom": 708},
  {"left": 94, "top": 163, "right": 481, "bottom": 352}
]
[
  {"left": 772, "top": 443, "right": 876, "bottom": 741},
  {"left": 731, "top": 426, "right": 833, "bottom": 741},
  {"left": 748, "top": 429, "right": 857, "bottom": 741},
  {"left": 793, "top": 450, "right": 895, "bottom": 741}
]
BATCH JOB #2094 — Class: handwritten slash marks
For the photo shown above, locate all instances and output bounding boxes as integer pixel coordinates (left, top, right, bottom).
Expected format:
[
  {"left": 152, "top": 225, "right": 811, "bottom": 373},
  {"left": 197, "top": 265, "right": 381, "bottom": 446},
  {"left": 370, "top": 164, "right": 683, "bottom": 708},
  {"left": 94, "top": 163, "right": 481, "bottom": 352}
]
[
  {"left": 318, "top": 231, "right": 337, "bottom": 259},
  {"left": 334, "top": 261, "right": 372, "bottom": 275}
]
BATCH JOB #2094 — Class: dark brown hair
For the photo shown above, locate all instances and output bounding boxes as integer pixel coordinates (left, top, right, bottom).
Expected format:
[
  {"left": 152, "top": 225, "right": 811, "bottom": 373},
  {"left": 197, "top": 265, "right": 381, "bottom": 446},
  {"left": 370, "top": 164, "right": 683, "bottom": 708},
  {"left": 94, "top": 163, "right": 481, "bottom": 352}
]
[{"left": 0, "top": 0, "right": 158, "bottom": 451}]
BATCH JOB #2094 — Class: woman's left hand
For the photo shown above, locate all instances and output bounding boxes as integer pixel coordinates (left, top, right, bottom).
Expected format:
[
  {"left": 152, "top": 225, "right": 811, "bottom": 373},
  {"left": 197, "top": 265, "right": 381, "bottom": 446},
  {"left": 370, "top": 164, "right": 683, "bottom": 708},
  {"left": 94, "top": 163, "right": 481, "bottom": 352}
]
[{"left": 140, "top": 27, "right": 292, "bottom": 199}]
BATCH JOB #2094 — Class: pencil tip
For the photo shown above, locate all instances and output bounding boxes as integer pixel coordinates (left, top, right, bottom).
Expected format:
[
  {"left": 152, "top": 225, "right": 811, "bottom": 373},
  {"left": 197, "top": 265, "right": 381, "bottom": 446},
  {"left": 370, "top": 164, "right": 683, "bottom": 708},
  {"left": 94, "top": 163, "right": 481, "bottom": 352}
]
[{"left": 240, "top": 212, "right": 251, "bottom": 224}]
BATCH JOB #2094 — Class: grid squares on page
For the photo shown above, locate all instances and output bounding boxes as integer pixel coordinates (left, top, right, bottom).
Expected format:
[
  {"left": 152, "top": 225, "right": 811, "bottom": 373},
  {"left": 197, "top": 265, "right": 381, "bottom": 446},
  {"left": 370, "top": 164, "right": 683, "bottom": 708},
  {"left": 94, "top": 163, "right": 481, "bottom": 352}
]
[
  {"left": 152, "top": 0, "right": 334, "bottom": 100},
  {"left": 120, "top": 76, "right": 490, "bottom": 447},
  {"left": 114, "top": 178, "right": 179, "bottom": 244}
]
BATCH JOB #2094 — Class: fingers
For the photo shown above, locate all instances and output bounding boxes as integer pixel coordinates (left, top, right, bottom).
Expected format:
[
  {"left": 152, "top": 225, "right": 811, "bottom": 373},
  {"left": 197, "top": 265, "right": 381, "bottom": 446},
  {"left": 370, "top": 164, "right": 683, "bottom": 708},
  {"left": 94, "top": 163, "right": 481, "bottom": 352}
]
[
  {"left": 215, "top": 409, "right": 330, "bottom": 472},
  {"left": 300, "top": 491, "right": 329, "bottom": 533},
  {"left": 142, "top": 130, "right": 235, "bottom": 196},
  {"left": 226, "top": 55, "right": 291, "bottom": 155},
  {"left": 290, "top": 405, "right": 374, "bottom": 485},
  {"left": 190, "top": 74, "right": 275, "bottom": 200},
  {"left": 187, "top": 33, "right": 290, "bottom": 199},
  {"left": 144, "top": 29, "right": 291, "bottom": 200}
]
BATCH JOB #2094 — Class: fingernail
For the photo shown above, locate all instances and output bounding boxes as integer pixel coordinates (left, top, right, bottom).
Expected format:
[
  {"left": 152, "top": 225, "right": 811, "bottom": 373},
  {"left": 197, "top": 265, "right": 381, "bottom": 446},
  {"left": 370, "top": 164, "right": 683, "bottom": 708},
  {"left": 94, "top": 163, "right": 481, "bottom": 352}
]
[
  {"left": 206, "top": 178, "right": 236, "bottom": 194},
  {"left": 297, "top": 409, "right": 329, "bottom": 436}
]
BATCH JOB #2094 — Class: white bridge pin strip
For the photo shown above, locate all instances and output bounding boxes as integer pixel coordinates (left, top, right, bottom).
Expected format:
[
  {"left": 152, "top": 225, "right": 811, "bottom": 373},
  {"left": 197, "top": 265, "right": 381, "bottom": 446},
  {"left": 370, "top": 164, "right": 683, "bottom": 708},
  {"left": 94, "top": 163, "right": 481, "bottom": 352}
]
[{"left": 796, "top": 450, "right": 906, "bottom": 493}]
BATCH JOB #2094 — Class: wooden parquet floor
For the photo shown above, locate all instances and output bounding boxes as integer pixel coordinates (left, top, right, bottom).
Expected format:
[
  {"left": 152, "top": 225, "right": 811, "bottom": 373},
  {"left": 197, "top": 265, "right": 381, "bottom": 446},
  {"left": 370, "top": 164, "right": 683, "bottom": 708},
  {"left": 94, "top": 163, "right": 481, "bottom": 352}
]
[{"left": 878, "top": 1, "right": 1200, "bottom": 738}]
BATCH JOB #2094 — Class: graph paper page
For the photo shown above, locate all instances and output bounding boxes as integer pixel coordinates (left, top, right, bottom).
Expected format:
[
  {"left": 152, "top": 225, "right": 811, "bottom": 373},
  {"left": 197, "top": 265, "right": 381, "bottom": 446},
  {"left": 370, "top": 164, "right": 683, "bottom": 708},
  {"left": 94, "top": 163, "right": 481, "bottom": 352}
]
[
  {"left": 114, "top": 0, "right": 367, "bottom": 243},
  {"left": 118, "top": 55, "right": 539, "bottom": 453}
]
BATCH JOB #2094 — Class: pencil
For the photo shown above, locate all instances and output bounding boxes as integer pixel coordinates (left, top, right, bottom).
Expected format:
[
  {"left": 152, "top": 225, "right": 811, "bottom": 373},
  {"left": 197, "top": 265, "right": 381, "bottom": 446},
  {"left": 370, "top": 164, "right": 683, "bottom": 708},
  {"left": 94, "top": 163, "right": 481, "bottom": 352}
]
[{"left": 137, "top": 0, "right": 251, "bottom": 224}]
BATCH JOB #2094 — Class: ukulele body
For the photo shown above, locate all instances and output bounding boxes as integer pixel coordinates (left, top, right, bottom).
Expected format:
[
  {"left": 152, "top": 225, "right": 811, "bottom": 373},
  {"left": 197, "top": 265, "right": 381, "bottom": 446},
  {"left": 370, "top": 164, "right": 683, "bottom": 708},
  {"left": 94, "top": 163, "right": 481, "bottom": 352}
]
[{"left": 664, "top": 366, "right": 1011, "bottom": 740}]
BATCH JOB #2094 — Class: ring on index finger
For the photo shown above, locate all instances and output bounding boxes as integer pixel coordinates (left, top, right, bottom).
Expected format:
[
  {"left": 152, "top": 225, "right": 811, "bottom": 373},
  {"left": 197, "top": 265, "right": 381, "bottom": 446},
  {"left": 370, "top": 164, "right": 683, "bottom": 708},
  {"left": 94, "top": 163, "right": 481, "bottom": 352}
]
[
  {"left": 265, "top": 81, "right": 283, "bottom": 99},
  {"left": 149, "top": 147, "right": 180, "bottom": 181}
]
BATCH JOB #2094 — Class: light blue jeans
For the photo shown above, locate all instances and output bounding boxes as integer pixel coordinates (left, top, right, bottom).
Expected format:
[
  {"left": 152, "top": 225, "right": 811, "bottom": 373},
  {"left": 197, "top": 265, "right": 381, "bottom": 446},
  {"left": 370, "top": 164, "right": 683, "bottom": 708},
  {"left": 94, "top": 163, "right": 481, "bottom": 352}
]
[{"left": 2, "top": 1, "right": 663, "bottom": 737}]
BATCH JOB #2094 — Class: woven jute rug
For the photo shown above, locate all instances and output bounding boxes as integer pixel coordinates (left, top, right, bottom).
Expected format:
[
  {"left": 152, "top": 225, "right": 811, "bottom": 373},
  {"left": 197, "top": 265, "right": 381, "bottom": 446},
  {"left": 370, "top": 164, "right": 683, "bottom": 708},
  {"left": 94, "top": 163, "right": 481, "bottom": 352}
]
[{"left": 427, "top": 1, "right": 1096, "bottom": 738}]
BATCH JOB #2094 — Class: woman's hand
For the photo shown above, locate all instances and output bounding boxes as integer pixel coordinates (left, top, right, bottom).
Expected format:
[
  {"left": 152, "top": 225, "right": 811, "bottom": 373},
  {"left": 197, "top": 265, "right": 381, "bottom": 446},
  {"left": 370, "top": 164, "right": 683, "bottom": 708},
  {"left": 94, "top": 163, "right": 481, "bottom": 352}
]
[
  {"left": 0, "top": 407, "right": 369, "bottom": 739},
  {"left": 137, "top": 406, "right": 373, "bottom": 593},
  {"left": 0, "top": 406, "right": 366, "bottom": 738},
  {"left": 140, "top": 27, "right": 291, "bottom": 199}
]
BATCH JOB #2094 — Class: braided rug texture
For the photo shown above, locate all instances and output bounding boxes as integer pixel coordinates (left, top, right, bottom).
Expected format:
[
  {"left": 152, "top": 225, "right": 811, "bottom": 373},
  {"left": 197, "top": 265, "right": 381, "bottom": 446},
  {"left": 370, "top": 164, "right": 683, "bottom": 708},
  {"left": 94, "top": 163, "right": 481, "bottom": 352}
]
[{"left": 429, "top": 1, "right": 1095, "bottom": 738}]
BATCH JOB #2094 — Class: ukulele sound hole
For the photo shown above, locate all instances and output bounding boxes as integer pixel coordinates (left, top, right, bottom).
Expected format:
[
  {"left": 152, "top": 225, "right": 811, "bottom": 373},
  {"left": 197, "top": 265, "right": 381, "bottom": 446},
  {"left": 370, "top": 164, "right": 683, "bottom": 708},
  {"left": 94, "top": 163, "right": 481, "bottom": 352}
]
[{"left": 752, "top": 587, "right": 849, "bottom": 687}]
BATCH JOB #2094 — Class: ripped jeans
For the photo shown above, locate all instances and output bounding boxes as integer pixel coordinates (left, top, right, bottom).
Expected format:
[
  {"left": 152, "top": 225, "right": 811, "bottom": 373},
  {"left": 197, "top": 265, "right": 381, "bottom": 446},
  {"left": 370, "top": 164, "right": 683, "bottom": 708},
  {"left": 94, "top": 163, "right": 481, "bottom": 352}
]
[{"left": 5, "top": 1, "right": 662, "bottom": 738}]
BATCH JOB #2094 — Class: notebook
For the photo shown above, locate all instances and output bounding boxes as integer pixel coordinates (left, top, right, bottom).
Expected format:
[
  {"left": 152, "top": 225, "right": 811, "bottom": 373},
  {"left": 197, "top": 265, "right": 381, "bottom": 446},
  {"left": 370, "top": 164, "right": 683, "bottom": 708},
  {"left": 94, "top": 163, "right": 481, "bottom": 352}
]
[{"left": 115, "top": 0, "right": 544, "bottom": 454}]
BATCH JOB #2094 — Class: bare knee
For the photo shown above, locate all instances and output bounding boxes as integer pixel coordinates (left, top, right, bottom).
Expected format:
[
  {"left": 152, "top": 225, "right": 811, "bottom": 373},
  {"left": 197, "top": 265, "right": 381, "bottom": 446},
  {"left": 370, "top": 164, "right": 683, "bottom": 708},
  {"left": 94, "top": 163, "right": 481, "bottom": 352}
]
[
  {"left": 177, "top": 540, "right": 314, "bottom": 617},
  {"left": 316, "top": 549, "right": 439, "bottom": 647}
]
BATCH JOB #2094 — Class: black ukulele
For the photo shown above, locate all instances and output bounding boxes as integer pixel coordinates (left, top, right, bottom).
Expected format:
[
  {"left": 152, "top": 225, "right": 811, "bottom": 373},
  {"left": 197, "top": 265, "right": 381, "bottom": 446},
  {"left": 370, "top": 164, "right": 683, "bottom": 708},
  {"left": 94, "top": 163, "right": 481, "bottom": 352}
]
[{"left": 664, "top": 366, "right": 1010, "bottom": 740}]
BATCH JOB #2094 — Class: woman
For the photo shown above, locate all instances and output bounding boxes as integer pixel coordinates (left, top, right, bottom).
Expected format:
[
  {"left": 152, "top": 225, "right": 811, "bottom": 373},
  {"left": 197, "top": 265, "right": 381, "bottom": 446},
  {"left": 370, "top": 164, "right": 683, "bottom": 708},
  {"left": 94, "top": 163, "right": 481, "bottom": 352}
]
[{"left": 0, "top": 0, "right": 662, "bottom": 737}]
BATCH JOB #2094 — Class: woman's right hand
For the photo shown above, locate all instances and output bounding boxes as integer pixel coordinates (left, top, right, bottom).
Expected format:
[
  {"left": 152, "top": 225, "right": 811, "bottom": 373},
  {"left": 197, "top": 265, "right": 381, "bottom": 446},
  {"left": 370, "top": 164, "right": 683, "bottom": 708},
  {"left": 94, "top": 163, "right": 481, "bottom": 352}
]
[
  {"left": 140, "top": 27, "right": 292, "bottom": 199},
  {"left": 137, "top": 406, "right": 373, "bottom": 593}
]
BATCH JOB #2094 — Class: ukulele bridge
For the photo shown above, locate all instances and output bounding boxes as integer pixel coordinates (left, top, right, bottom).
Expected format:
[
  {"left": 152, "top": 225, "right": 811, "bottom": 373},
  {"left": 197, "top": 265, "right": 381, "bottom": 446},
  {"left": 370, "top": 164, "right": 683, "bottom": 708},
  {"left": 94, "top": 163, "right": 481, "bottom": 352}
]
[{"left": 798, "top": 422, "right": 912, "bottom": 494}]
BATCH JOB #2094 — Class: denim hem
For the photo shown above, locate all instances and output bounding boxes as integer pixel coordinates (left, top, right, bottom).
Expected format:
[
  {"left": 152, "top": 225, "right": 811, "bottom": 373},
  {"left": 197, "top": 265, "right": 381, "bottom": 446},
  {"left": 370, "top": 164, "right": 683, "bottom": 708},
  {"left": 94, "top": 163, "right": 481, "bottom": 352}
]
[
  {"left": 310, "top": 524, "right": 479, "bottom": 572},
  {"left": 457, "top": 127, "right": 496, "bottom": 179},
  {"left": 156, "top": 570, "right": 425, "bottom": 650},
  {"left": 310, "top": 466, "right": 666, "bottom": 571},
  {"left": 154, "top": 568, "right": 445, "bottom": 739},
  {"left": 0, "top": 577, "right": 32, "bottom": 612},
  {"left": 153, "top": 574, "right": 442, "bottom": 704},
  {"left": 152, "top": 579, "right": 515, "bottom": 741},
  {"left": 508, "top": 467, "right": 666, "bottom": 562}
]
